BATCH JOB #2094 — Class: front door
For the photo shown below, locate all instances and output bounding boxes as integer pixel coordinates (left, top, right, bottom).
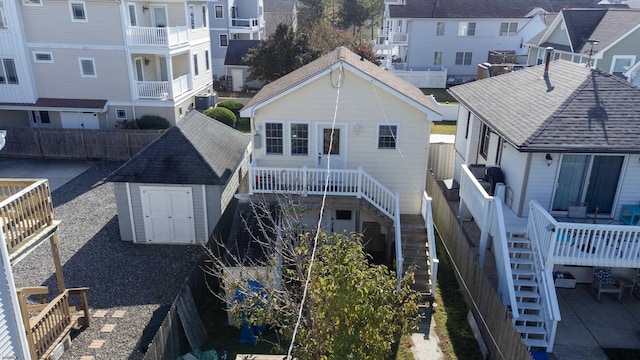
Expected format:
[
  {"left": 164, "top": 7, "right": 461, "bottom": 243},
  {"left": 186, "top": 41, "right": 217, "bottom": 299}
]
[
  {"left": 317, "top": 124, "right": 346, "bottom": 169},
  {"left": 134, "top": 58, "right": 144, "bottom": 81},
  {"left": 30, "top": 111, "right": 51, "bottom": 128},
  {"left": 552, "top": 154, "right": 625, "bottom": 215},
  {"left": 140, "top": 186, "right": 196, "bottom": 244}
]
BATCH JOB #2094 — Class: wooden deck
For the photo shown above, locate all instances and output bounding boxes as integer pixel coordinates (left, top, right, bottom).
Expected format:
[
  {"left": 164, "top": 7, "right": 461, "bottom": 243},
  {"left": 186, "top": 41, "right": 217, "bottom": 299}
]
[{"left": 1, "top": 178, "right": 91, "bottom": 359}]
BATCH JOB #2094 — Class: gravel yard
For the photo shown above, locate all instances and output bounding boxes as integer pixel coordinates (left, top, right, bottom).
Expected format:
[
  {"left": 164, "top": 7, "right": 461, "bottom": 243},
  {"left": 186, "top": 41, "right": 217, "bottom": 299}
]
[{"left": 11, "top": 161, "right": 204, "bottom": 359}]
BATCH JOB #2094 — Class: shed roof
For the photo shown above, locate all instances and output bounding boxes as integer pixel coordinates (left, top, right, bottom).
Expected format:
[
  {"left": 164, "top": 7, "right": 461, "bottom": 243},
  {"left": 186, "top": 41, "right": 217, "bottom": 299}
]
[
  {"left": 224, "top": 40, "right": 260, "bottom": 66},
  {"left": 242, "top": 46, "right": 440, "bottom": 117},
  {"left": 108, "top": 111, "right": 251, "bottom": 185},
  {"left": 448, "top": 60, "right": 640, "bottom": 153}
]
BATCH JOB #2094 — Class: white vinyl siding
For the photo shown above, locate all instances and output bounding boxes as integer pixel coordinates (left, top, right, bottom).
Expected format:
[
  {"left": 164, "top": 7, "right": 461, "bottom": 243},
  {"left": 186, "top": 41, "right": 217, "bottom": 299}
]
[
  {"left": 78, "top": 58, "right": 96, "bottom": 77},
  {"left": 69, "top": 1, "right": 87, "bottom": 22},
  {"left": 33, "top": 51, "right": 53, "bottom": 63}
]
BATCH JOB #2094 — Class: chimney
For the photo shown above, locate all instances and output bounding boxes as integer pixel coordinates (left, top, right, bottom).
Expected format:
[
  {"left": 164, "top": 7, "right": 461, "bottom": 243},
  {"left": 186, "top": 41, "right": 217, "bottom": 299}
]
[{"left": 544, "top": 47, "right": 554, "bottom": 74}]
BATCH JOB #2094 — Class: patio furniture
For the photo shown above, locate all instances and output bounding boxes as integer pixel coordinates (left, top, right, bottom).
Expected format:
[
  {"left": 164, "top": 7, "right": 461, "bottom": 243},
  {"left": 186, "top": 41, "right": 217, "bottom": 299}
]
[
  {"left": 619, "top": 204, "right": 640, "bottom": 225},
  {"left": 591, "top": 267, "right": 623, "bottom": 301}
]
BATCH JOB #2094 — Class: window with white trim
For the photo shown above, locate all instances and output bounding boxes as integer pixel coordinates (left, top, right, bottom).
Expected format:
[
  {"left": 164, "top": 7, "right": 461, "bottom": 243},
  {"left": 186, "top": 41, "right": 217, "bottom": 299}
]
[
  {"left": 0, "top": 2, "right": 7, "bottom": 29},
  {"left": 193, "top": 54, "right": 199, "bottom": 77},
  {"left": 458, "top": 22, "right": 475, "bottom": 36},
  {"left": 436, "top": 22, "right": 445, "bottom": 36},
  {"left": 79, "top": 58, "right": 96, "bottom": 77},
  {"left": 215, "top": 5, "right": 223, "bottom": 19},
  {"left": 434, "top": 51, "right": 442, "bottom": 65},
  {"left": 219, "top": 34, "right": 228, "bottom": 47},
  {"left": 610, "top": 55, "right": 636, "bottom": 79},
  {"left": 33, "top": 52, "right": 53, "bottom": 63},
  {"left": 455, "top": 52, "right": 472, "bottom": 65},
  {"left": 0, "top": 58, "right": 19, "bottom": 84},
  {"left": 265, "top": 122, "right": 283, "bottom": 155},
  {"left": 202, "top": 5, "right": 207, "bottom": 27},
  {"left": 205, "top": 50, "right": 210, "bottom": 72},
  {"left": 479, "top": 123, "right": 490, "bottom": 158},
  {"left": 499, "top": 22, "right": 518, "bottom": 36},
  {"left": 378, "top": 124, "right": 398, "bottom": 149},
  {"left": 127, "top": 4, "right": 137, "bottom": 26},
  {"left": 23, "top": 0, "right": 42, "bottom": 6},
  {"left": 69, "top": 1, "right": 87, "bottom": 22},
  {"left": 116, "top": 109, "right": 127, "bottom": 119},
  {"left": 290, "top": 123, "right": 308, "bottom": 155}
]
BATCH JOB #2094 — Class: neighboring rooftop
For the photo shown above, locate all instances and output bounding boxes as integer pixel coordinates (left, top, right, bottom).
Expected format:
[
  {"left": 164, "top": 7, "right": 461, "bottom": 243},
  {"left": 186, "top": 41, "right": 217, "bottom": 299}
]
[
  {"left": 264, "top": 0, "right": 297, "bottom": 35},
  {"left": 242, "top": 46, "right": 440, "bottom": 116},
  {"left": 448, "top": 60, "right": 640, "bottom": 152},
  {"left": 108, "top": 110, "right": 250, "bottom": 185},
  {"left": 388, "top": 0, "right": 554, "bottom": 18},
  {"left": 224, "top": 40, "right": 261, "bottom": 66}
]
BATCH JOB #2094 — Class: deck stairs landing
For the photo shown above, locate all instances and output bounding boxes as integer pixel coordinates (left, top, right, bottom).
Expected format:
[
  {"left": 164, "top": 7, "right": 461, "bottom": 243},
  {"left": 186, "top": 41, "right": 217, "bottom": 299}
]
[
  {"left": 508, "top": 233, "right": 549, "bottom": 349},
  {"left": 401, "top": 215, "right": 432, "bottom": 296}
]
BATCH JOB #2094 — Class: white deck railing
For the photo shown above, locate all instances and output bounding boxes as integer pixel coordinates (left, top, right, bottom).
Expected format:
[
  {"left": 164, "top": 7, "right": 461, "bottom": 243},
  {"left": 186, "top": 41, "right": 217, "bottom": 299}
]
[
  {"left": 459, "top": 165, "right": 519, "bottom": 317},
  {"left": 172, "top": 75, "right": 191, "bottom": 98},
  {"left": 127, "top": 26, "right": 189, "bottom": 47},
  {"left": 529, "top": 200, "right": 640, "bottom": 268},
  {"left": 390, "top": 32, "right": 408, "bottom": 43},
  {"left": 249, "top": 164, "right": 404, "bottom": 279},
  {"left": 421, "top": 192, "right": 439, "bottom": 297},
  {"left": 137, "top": 81, "right": 169, "bottom": 99}
]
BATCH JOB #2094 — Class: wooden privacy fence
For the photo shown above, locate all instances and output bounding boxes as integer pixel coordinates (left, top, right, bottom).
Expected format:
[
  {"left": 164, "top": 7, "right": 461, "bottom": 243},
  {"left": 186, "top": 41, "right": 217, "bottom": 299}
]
[
  {"left": 0, "top": 127, "right": 164, "bottom": 160},
  {"left": 426, "top": 172, "right": 532, "bottom": 360},
  {"left": 428, "top": 142, "right": 455, "bottom": 180}
]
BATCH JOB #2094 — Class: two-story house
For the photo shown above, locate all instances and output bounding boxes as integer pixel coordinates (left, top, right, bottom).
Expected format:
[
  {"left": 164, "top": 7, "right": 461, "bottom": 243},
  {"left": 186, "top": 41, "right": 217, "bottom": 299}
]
[
  {"left": 0, "top": 0, "right": 214, "bottom": 129},
  {"left": 527, "top": 8, "right": 640, "bottom": 87},
  {"left": 377, "top": 0, "right": 552, "bottom": 84},
  {"left": 209, "top": 0, "right": 265, "bottom": 83}
]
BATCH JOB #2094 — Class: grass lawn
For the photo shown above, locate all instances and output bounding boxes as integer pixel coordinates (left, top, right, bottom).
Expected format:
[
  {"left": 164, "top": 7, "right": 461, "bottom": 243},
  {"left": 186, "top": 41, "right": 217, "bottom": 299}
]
[
  {"left": 431, "top": 121, "right": 457, "bottom": 135},
  {"left": 432, "top": 233, "right": 484, "bottom": 360}
]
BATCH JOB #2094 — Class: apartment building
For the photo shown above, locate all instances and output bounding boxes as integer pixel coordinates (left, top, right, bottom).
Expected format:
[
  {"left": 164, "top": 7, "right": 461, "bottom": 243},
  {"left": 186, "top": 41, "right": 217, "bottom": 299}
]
[
  {"left": 0, "top": 0, "right": 214, "bottom": 129},
  {"left": 209, "top": 0, "right": 265, "bottom": 80}
]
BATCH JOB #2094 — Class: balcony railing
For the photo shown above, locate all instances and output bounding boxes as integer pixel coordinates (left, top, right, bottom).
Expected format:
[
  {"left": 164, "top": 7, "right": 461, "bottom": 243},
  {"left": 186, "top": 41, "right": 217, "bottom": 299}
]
[
  {"left": 0, "top": 179, "right": 54, "bottom": 261},
  {"left": 172, "top": 74, "right": 191, "bottom": 98},
  {"left": 127, "top": 26, "right": 189, "bottom": 47},
  {"left": 16, "top": 286, "right": 91, "bottom": 360},
  {"left": 137, "top": 81, "right": 169, "bottom": 99},
  {"left": 231, "top": 18, "right": 259, "bottom": 28}
]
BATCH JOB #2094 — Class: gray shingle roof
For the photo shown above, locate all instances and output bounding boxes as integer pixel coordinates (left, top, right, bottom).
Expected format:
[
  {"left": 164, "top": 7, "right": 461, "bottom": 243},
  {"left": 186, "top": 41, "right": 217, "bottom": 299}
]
[
  {"left": 534, "top": 9, "right": 640, "bottom": 54},
  {"left": 108, "top": 111, "right": 251, "bottom": 185},
  {"left": 388, "top": 0, "right": 554, "bottom": 19},
  {"left": 448, "top": 60, "right": 640, "bottom": 152},
  {"left": 242, "top": 46, "right": 440, "bottom": 115},
  {"left": 224, "top": 40, "right": 260, "bottom": 66}
]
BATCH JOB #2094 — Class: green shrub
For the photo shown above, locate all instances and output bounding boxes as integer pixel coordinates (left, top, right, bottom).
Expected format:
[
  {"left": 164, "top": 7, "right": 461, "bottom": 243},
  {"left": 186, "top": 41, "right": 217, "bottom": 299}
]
[
  {"left": 236, "top": 117, "right": 251, "bottom": 133},
  {"left": 136, "top": 114, "right": 171, "bottom": 129},
  {"left": 217, "top": 100, "right": 244, "bottom": 118},
  {"left": 204, "top": 107, "right": 236, "bottom": 127}
]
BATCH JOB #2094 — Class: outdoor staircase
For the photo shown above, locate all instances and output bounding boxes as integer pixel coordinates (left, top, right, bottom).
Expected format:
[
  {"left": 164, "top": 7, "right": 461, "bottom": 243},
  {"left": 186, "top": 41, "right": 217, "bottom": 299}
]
[
  {"left": 401, "top": 215, "right": 432, "bottom": 296},
  {"left": 508, "top": 234, "right": 550, "bottom": 349}
]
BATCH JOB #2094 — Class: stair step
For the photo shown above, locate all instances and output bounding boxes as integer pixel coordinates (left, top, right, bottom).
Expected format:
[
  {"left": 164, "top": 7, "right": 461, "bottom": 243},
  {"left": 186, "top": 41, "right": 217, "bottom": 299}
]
[
  {"left": 522, "top": 338, "right": 549, "bottom": 349},
  {"left": 508, "top": 237, "right": 531, "bottom": 244},
  {"left": 508, "top": 247, "right": 532, "bottom": 255},
  {"left": 514, "top": 313, "right": 544, "bottom": 322},
  {"left": 512, "top": 269, "right": 535, "bottom": 277},
  {"left": 516, "top": 325, "right": 547, "bottom": 335},
  {"left": 511, "top": 257, "right": 534, "bottom": 265},
  {"left": 516, "top": 301, "right": 542, "bottom": 310},
  {"left": 513, "top": 279, "right": 538, "bottom": 287},
  {"left": 515, "top": 290, "right": 540, "bottom": 299}
]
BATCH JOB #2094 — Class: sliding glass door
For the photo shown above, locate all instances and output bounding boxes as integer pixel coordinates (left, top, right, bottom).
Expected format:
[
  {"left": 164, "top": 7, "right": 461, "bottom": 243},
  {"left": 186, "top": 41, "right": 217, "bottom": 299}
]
[{"left": 552, "top": 154, "right": 624, "bottom": 215}]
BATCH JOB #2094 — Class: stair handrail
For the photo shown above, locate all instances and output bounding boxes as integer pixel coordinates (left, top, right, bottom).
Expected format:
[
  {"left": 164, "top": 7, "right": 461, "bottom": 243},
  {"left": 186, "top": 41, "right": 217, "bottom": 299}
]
[
  {"left": 422, "top": 191, "right": 439, "bottom": 298},
  {"left": 395, "top": 193, "right": 403, "bottom": 284},
  {"left": 489, "top": 196, "right": 519, "bottom": 319}
]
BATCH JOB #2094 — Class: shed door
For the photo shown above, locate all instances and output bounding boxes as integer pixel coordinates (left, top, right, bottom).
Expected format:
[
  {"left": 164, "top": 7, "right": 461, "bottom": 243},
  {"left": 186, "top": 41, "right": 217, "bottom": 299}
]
[
  {"left": 141, "top": 186, "right": 195, "bottom": 244},
  {"left": 61, "top": 112, "right": 99, "bottom": 129},
  {"left": 231, "top": 68, "right": 243, "bottom": 92}
]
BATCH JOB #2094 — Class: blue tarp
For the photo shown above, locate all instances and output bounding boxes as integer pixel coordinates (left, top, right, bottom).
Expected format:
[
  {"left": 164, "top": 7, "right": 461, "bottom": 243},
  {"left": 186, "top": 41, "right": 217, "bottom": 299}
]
[{"left": 233, "top": 280, "right": 267, "bottom": 344}]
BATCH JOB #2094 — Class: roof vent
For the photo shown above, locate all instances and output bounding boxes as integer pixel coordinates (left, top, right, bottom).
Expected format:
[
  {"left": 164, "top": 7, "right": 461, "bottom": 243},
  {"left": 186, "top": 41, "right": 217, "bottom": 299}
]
[{"left": 544, "top": 47, "right": 554, "bottom": 74}]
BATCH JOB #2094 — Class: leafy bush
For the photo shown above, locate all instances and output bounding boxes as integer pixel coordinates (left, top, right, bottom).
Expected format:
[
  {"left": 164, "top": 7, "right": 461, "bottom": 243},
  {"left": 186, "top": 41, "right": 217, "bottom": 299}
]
[
  {"left": 217, "top": 100, "right": 244, "bottom": 119},
  {"left": 204, "top": 107, "right": 236, "bottom": 128},
  {"left": 236, "top": 117, "right": 251, "bottom": 133},
  {"left": 136, "top": 114, "right": 171, "bottom": 129}
]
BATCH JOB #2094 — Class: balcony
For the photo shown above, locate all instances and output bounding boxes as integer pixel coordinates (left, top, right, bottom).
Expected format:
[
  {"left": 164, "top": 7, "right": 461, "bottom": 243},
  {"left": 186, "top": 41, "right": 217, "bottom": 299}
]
[
  {"left": 136, "top": 75, "right": 191, "bottom": 100},
  {"left": 230, "top": 17, "right": 260, "bottom": 29},
  {"left": 127, "top": 26, "right": 189, "bottom": 48}
]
